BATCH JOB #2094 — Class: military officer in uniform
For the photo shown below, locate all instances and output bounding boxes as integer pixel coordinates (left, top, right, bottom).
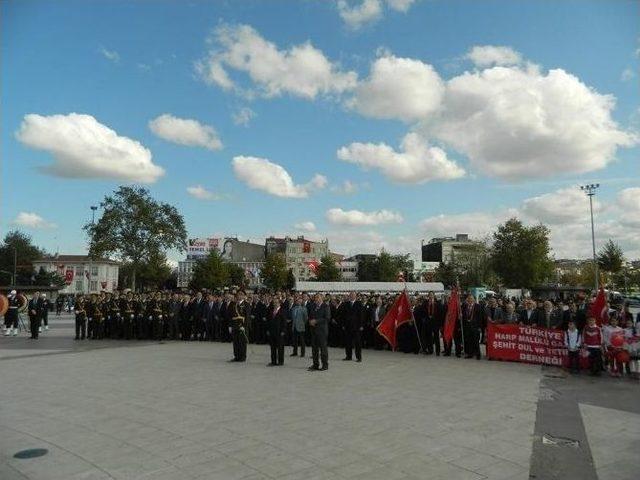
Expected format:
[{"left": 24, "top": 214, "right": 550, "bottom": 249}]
[
  {"left": 74, "top": 294, "right": 87, "bottom": 340},
  {"left": 229, "top": 291, "right": 250, "bottom": 362},
  {"left": 28, "top": 292, "right": 42, "bottom": 339},
  {"left": 122, "top": 292, "right": 135, "bottom": 340}
]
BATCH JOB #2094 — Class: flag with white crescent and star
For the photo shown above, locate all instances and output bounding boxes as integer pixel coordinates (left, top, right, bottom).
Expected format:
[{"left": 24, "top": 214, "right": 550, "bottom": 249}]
[{"left": 376, "top": 290, "right": 412, "bottom": 350}]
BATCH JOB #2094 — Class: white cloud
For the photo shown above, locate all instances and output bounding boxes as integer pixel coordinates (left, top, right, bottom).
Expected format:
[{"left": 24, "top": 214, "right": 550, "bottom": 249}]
[
  {"left": 425, "top": 64, "right": 636, "bottom": 180},
  {"left": 331, "top": 180, "right": 362, "bottom": 195},
  {"left": 386, "top": 0, "right": 416, "bottom": 12},
  {"left": 187, "top": 185, "right": 222, "bottom": 201},
  {"left": 197, "top": 24, "right": 357, "bottom": 100},
  {"left": 13, "top": 212, "right": 56, "bottom": 229},
  {"left": 15, "top": 113, "right": 164, "bottom": 183},
  {"left": 326, "top": 208, "right": 403, "bottom": 226},
  {"left": 337, "top": 0, "right": 383, "bottom": 29},
  {"left": 348, "top": 54, "right": 444, "bottom": 122},
  {"left": 621, "top": 68, "right": 635, "bottom": 82},
  {"left": 100, "top": 47, "right": 120, "bottom": 63},
  {"left": 149, "top": 114, "right": 222, "bottom": 150},
  {"left": 617, "top": 187, "right": 640, "bottom": 228},
  {"left": 232, "top": 107, "right": 256, "bottom": 126},
  {"left": 232, "top": 156, "right": 327, "bottom": 198},
  {"left": 465, "top": 45, "right": 522, "bottom": 67},
  {"left": 294, "top": 221, "right": 317, "bottom": 232},
  {"left": 337, "top": 132, "right": 465, "bottom": 183},
  {"left": 336, "top": 0, "right": 418, "bottom": 29},
  {"left": 521, "top": 187, "right": 598, "bottom": 225}
]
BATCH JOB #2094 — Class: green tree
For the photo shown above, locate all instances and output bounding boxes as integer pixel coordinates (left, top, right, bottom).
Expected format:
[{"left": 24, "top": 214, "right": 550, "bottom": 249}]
[
  {"left": 0, "top": 230, "right": 44, "bottom": 285},
  {"left": 490, "top": 218, "right": 554, "bottom": 288},
  {"left": 434, "top": 261, "right": 457, "bottom": 288},
  {"left": 190, "top": 250, "right": 230, "bottom": 291},
  {"left": 227, "top": 263, "right": 246, "bottom": 288},
  {"left": 262, "top": 253, "right": 288, "bottom": 290},
  {"left": 356, "top": 256, "right": 377, "bottom": 281},
  {"left": 314, "top": 255, "right": 342, "bottom": 281},
  {"left": 286, "top": 268, "right": 296, "bottom": 290},
  {"left": 598, "top": 240, "right": 624, "bottom": 277},
  {"left": 120, "top": 251, "right": 172, "bottom": 291},
  {"left": 84, "top": 186, "right": 187, "bottom": 291},
  {"left": 33, "top": 267, "right": 66, "bottom": 288}
]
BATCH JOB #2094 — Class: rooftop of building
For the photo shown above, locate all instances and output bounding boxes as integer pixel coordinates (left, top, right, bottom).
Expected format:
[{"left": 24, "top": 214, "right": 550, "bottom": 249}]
[{"left": 34, "top": 255, "right": 120, "bottom": 265}]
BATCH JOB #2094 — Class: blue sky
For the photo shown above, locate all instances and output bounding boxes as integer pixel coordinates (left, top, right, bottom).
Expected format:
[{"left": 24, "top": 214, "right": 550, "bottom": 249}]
[{"left": 2, "top": 0, "right": 639, "bottom": 263}]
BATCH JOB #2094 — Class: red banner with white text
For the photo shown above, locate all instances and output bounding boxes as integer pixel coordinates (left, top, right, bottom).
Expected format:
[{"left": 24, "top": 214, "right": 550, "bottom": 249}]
[{"left": 487, "top": 323, "right": 568, "bottom": 366}]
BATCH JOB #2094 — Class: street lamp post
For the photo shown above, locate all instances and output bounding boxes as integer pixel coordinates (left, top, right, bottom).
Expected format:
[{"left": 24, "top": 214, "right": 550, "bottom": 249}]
[
  {"left": 12, "top": 246, "right": 17, "bottom": 286},
  {"left": 580, "top": 184, "right": 599, "bottom": 293},
  {"left": 87, "top": 205, "right": 98, "bottom": 294}
]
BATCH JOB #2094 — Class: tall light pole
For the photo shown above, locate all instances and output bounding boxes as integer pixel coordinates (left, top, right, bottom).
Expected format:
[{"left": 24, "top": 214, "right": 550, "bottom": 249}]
[
  {"left": 580, "top": 184, "right": 599, "bottom": 293},
  {"left": 12, "top": 246, "right": 17, "bottom": 286},
  {"left": 87, "top": 205, "right": 98, "bottom": 294}
]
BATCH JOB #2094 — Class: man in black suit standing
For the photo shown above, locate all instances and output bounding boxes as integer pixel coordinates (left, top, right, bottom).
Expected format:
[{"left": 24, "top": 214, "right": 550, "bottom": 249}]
[
  {"left": 339, "top": 291, "right": 364, "bottom": 362},
  {"left": 519, "top": 298, "right": 540, "bottom": 326},
  {"left": 203, "top": 293, "right": 220, "bottom": 341},
  {"left": 267, "top": 298, "right": 286, "bottom": 366},
  {"left": 461, "top": 294, "right": 482, "bottom": 359},
  {"left": 308, "top": 293, "right": 330, "bottom": 371},
  {"left": 422, "top": 292, "right": 444, "bottom": 355},
  {"left": 370, "top": 296, "right": 387, "bottom": 350},
  {"left": 28, "top": 291, "right": 42, "bottom": 339}
]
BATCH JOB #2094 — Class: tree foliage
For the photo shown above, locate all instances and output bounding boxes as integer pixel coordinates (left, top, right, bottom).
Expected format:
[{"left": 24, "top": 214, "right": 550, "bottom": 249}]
[
  {"left": 314, "top": 255, "right": 342, "bottom": 281},
  {"left": 190, "top": 250, "right": 230, "bottom": 291},
  {"left": 598, "top": 239, "right": 624, "bottom": 275},
  {"left": 0, "top": 230, "right": 44, "bottom": 286},
  {"left": 356, "top": 251, "right": 413, "bottom": 282},
  {"left": 261, "top": 253, "right": 289, "bottom": 290},
  {"left": 33, "top": 267, "right": 66, "bottom": 288},
  {"left": 119, "top": 250, "right": 173, "bottom": 291},
  {"left": 490, "top": 218, "right": 554, "bottom": 288},
  {"left": 84, "top": 186, "right": 187, "bottom": 290}
]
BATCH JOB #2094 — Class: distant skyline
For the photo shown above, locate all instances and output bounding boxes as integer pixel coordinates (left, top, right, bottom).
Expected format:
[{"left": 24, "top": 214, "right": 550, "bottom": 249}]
[{"left": 2, "top": 0, "right": 639, "bottom": 264}]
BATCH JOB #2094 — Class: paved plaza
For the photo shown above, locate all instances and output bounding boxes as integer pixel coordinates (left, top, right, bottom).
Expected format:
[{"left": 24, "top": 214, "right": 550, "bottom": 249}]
[{"left": 1, "top": 314, "right": 638, "bottom": 480}]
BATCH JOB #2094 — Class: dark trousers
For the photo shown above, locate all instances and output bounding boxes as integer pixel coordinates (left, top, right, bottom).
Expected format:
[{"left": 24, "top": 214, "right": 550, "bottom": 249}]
[
  {"left": 567, "top": 350, "right": 580, "bottom": 373},
  {"left": 75, "top": 316, "right": 86, "bottom": 339},
  {"left": 292, "top": 330, "right": 305, "bottom": 356},
  {"left": 5, "top": 309, "right": 18, "bottom": 329},
  {"left": 311, "top": 328, "right": 328, "bottom": 368},
  {"left": 443, "top": 330, "right": 462, "bottom": 356},
  {"left": 429, "top": 326, "right": 441, "bottom": 355},
  {"left": 344, "top": 330, "right": 362, "bottom": 361},
  {"left": 270, "top": 335, "right": 285, "bottom": 365},
  {"left": 42, "top": 312, "right": 48, "bottom": 327},
  {"left": 205, "top": 318, "right": 216, "bottom": 341},
  {"left": 123, "top": 315, "right": 134, "bottom": 339},
  {"left": 463, "top": 327, "right": 481, "bottom": 358},
  {"left": 232, "top": 327, "right": 247, "bottom": 361},
  {"left": 29, "top": 316, "right": 40, "bottom": 338},
  {"left": 587, "top": 348, "right": 602, "bottom": 375}
]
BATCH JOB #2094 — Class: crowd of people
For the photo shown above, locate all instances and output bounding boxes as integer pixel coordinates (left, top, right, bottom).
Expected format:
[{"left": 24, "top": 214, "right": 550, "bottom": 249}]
[{"left": 2, "top": 288, "right": 639, "bottom": 376}]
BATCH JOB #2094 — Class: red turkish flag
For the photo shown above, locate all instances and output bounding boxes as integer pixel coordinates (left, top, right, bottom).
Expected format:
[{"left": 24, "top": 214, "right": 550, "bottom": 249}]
[
  {"left": 589, "top": 286, "right": 607, "bottom": 326},
  {"left": 376, "top": 290, "right": 412, "bottom": 350},
  {"left": 443, "top": 287, "right": 460, "bottom": 343},
  {"left": 305, "top": 260, "right": 319, "bottom": 273}
]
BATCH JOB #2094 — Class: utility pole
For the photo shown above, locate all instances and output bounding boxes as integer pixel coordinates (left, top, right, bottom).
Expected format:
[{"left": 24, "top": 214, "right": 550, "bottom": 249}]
[
  {"left": 12, "top": 246, "right": 17, "bottom": 286},
  {"left": 580, "top": 184, "right": 599, "bottom": 293},
  {"left": 87, "top": 205, "right": 98, "bottom": 294}
]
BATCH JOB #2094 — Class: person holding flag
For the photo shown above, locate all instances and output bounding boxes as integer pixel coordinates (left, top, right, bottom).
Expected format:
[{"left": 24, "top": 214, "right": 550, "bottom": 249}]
[
  {"left": 376, "top": 289, "right": 413, "bottom": 351},
  {"left": 442, "top": 288, "right": 462, "bottom": 357}
]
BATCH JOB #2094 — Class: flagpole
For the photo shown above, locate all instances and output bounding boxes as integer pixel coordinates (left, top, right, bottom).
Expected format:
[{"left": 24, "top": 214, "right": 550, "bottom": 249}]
[
  {"left": 456, "top": 279, "right": 465, "bottom": 356},
  {"left": 407, "top": 285, "right": 424, "bottom": 354}
]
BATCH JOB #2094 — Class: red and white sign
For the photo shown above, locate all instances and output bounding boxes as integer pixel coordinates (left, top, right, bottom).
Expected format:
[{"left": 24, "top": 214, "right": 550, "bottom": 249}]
[
  {"left": 305, "top": 260, "right": 319, "bottom": 273},
  {"left": 487, "top": 323, "right": 568, "bottom": 366},
  {"left": 187, "top": 237, "right": 221, "bottom": 257},
  {"left": 65, "top": 269, "right": 74, "bottom": 285}
]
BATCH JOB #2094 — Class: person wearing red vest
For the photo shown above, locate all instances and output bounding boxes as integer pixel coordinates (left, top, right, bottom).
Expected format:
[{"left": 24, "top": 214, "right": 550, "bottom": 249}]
[{"left": 583, "top": 317, "right": 603, "bottom": 376}]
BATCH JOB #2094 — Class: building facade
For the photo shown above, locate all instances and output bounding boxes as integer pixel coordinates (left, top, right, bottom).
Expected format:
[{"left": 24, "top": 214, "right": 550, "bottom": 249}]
[
  {"left": 421, "top": 234, "right": 482, "bottom": 264},
  {"left": 32, "top": 255, "right": 119, "bottom": 294},
  {"left": 177, "top": 237, "right": 265, "bottom": 288},
  {"left": 266, "top": 236, "right": 329, "bottom": 281}
]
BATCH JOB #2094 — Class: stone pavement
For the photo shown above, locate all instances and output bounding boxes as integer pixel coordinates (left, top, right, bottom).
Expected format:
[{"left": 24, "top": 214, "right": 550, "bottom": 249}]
[{"left": 0, "top": 315, "right": 637, "bottom": 480}]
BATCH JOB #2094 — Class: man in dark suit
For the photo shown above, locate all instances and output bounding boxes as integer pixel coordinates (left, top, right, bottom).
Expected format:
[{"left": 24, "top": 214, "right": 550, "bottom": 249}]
[
  {"left": 308, "top": 293, "right": 331, "bottom": 371},
  {"left": 422, "top": 292, "right": 444, "bottom": 355},
  {"left": 339, "top": 292, "right": 364, "bottom": 362},
  {"left": 28, "top": 291, "right": 42, "bottom": 339},
  {"left": 370, "top": 296, "right": 387, "bottom": 350},
  {"left": 203, "top": 293, "right": 220, "bottom": 341},
  {"left": 519, "top": 298, "right": 541, "bottom": 326},
  {"left": 267, "top": 299, "right": 287, "bottom": 366},
  {"left": 461, "top": 294, "right": 482, "bottom": 359}
]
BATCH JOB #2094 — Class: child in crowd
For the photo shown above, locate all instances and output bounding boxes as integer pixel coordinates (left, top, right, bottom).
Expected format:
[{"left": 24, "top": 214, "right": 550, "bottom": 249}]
[
  {"left": 564, "top": 320, "right": 581, "bottom": 374},
  {"left": 583, "top": 317, "right": 603, "bottom": 376},
  {"left": 604, "top": 316, "right": 624, "bottom": 377}
]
